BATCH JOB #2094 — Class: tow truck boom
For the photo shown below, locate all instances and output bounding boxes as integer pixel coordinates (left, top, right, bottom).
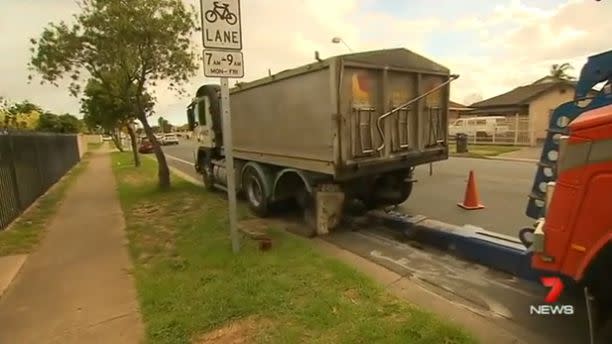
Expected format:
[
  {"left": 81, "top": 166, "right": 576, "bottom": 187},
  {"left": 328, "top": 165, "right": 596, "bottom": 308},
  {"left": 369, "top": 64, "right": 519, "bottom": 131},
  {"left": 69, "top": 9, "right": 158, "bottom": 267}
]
[{"left": 526, "top": 51, "right": 612, "bottom": 219}]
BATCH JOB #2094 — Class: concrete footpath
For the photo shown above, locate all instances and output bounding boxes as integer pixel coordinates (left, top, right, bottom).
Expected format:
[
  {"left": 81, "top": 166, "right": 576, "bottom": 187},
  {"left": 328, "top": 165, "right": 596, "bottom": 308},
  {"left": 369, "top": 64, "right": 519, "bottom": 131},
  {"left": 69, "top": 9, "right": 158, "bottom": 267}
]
[{"left": 0, "top": 150, "right": 144, "bottom": 343}]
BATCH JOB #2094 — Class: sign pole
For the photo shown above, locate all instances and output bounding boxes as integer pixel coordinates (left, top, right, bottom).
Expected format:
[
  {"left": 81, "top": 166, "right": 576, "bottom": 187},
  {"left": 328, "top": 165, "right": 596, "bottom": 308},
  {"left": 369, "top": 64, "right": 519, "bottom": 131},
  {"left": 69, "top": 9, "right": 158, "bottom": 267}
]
[
  {"left": 220, "top": 77, "right": 240, "bottom": 253},
  {"left": 200, "top": 0, "right": 243, "bottom": 253}
]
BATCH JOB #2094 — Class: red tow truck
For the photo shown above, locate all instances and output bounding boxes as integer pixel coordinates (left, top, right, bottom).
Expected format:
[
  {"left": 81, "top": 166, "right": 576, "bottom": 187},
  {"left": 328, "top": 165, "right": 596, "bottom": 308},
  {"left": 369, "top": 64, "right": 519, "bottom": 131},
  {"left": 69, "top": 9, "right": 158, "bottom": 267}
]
[{"left": 525, "top": 50, "right": 612, "bottom": 343}]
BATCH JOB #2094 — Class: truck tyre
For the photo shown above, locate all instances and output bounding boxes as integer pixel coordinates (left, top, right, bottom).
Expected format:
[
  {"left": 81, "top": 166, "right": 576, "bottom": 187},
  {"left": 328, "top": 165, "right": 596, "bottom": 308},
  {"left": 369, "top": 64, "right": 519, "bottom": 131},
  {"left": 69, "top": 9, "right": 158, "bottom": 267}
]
[
  {"left": 201, "top": 167, "right": 215, "bottom": 191},
  {"left": 362, "top": 180, "right": 413, "bottom": 210},
  {"left": 596, "top": 318, "right": 612, "bottom": 344},
  {"left": 198, "top": 154, "right": 216, "bottom": 191},
  {"left": 296, "top": 188, "right": 316, "bottom": 237},
  {"left": 243, "top": 167, "right": 270, "bottom": 217}
]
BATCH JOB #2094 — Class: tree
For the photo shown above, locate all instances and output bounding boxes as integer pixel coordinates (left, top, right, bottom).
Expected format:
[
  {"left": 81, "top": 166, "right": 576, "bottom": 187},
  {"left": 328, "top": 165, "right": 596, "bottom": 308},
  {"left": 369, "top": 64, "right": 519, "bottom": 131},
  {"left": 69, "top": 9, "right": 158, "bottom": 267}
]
[
  {"left": 37, "top": 112, "right": 81, "bottom": 133},
  {"left": 9, "top": 100, "right": 42, "bottom": 115},
  {"left": 158, "top": 116, "right": 172, "bottom": 133},
  {"left": 549, "top": 63, "right": 576, "bottom": 81},
  {"left": 82, "top": 85, "right": 126, "bottom": 152},
  {"left": 0, "top": 97, "right": 8, "bottom": 112},
  {"left": 29, "top": 0, "right": 199, "bottom": 189},
  {"left": 0, "top": 100, "right": 43, "bottom": 129},
  {"left": 81, "top": 76, "right": 153, "bottom": 166}
]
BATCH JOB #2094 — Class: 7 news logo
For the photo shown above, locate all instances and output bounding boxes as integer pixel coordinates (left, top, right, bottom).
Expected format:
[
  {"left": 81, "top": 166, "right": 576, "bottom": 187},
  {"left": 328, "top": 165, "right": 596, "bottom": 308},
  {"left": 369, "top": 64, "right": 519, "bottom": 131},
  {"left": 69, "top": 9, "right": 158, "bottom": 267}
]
[{"left": 529, "top": 277, "right": 575, "bottom": 315}]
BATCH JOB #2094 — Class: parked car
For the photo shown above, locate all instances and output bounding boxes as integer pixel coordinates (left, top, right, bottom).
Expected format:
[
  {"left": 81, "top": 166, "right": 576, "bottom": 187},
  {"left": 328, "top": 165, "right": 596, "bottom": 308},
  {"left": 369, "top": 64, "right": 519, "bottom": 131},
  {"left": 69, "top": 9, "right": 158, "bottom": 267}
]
[
  {"left": 161, "top": 134, "right": 179, "bottom": 145},
  {"left": 102, "top": 135, "right": 113, "bottom": 142},
  {"left": 138, "top": 138, "right": 154, "bottom": 154},
  {"left": 448, "top": 116, "right": 510, "bottom": 137}
]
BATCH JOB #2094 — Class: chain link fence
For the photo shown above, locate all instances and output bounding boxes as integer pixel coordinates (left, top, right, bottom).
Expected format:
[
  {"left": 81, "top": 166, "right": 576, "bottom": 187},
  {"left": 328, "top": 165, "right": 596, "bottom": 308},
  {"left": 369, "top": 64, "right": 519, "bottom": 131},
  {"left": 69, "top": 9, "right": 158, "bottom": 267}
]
[{"left": 0, "top": 132, "right": 80, "bottom": 230}]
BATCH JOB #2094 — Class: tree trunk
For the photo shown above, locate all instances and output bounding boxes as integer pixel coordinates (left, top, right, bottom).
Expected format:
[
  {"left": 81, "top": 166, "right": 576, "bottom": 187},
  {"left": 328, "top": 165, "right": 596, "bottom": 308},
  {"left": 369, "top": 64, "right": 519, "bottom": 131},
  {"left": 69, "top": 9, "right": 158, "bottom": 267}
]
[
  {"left": 111, "top": 131, "right": 124, "bottom": 152},
  {"left": 138, "top": 114, "right": 170, "bottom": 189},
  {"left": 126, "top": 123, "right": 140, "bottom": 167}
]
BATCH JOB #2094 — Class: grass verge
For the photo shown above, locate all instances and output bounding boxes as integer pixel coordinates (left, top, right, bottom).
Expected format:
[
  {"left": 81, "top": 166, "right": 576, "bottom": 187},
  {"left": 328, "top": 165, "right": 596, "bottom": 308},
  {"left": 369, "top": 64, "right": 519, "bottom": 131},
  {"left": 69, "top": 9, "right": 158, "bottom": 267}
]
[
  {"left": 112, "top": 152, "right": 476, "bottom": 344},
  {"left": 0, "top": 158, "right": 90, "bottom": 256},
  {"left": 448, "top": 143, "right": 520, "bottom": 158}
]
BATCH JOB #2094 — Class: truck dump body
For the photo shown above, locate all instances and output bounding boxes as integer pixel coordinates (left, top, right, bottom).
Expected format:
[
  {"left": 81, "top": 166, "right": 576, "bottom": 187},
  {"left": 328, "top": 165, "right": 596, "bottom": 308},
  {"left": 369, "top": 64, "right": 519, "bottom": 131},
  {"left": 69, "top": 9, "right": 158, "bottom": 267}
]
[{"left": 229, "top": 48, "right": 451, "bottom": 180}]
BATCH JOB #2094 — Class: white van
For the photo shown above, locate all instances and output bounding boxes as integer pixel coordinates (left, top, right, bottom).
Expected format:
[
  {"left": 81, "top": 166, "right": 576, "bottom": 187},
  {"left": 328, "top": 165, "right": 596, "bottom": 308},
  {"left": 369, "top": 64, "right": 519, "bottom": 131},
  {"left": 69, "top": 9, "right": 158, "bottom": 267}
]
[{"left": 448, "top": 116, "right": 510, "bottom": 137}]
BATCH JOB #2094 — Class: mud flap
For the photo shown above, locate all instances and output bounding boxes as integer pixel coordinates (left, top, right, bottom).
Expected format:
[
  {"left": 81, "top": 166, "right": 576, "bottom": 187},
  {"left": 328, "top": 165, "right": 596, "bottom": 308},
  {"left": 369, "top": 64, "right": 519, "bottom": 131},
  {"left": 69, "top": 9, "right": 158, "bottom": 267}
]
[{"left": 314, "top": 184, "right": 345, "bottom": 235}]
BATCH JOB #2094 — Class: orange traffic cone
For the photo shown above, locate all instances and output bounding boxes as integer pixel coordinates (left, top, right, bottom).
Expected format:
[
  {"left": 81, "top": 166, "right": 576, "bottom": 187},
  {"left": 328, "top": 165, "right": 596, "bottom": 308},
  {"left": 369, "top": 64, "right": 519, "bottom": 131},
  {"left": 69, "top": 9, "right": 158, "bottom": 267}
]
[{"left": 457, "top": 170, "right": 485, "bottom": 210}]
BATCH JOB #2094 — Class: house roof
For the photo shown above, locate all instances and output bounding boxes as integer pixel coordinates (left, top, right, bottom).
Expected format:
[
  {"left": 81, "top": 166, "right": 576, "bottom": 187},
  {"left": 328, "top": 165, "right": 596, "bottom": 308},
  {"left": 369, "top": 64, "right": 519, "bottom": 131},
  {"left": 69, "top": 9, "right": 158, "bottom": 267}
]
[
  {"left": 471, "top": 81, "right": 575, "bottom": 108},
  {"left": 449, "top": 101, "right": 470, "bottom": 110}
]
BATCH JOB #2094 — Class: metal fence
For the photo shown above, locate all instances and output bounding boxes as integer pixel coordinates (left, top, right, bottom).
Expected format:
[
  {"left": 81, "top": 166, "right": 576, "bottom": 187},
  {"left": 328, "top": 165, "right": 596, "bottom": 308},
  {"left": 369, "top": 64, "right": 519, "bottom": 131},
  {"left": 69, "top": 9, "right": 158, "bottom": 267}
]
[
  {"left": 0, "top": 132, "right": 80, "bottom": 230},
  {"left": 449, "top": 114, "right": 533, "bottom": 146}
]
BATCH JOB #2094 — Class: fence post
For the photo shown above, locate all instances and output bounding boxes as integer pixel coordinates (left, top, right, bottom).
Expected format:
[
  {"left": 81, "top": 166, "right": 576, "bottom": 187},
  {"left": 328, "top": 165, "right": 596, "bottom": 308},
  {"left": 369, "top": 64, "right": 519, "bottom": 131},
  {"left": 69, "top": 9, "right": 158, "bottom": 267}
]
[
  {"left": 514, "top": 113, "right": 520, "bottom": 145},
  {"left": 7, "top": 133, "right": 22, "bottom": 210},
  {"left": 34, "top": 135, "right": 45, "bottom": 194}
]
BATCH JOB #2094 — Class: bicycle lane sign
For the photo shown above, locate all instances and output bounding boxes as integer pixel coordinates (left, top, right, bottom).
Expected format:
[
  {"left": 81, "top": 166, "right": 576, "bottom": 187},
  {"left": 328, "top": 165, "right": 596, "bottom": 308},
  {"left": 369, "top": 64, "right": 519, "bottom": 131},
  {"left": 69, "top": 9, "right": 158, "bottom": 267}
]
[{"left": 200, "top": 0, "right": 242, "bottom": 50}]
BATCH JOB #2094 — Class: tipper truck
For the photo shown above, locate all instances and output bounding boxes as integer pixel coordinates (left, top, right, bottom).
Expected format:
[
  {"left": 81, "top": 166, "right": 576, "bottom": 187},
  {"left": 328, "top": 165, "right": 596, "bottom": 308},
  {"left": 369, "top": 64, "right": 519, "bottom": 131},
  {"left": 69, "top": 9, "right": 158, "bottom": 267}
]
[
  {"left": 187, "top": 48, "right": 458, "bottom": 235},
  {"left": 520, "top": 50, "right": 612, "bottom": 343}
]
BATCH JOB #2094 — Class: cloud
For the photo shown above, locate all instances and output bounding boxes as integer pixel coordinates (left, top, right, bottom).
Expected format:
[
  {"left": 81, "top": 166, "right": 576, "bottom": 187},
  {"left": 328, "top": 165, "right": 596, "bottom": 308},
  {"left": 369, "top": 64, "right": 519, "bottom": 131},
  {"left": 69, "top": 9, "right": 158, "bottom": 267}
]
[
  {"left": 154, "top": 0, "right": 440, "bottom": 123},
  {"left": 444, "top": 0, "right": 608, "bottom": 105},
  {"left": 502, "top": 0, "right": 610, "bottom": 62},
  {"left": 0, "top": 0, "right": 80, "bottom": 115},
  {"left": 1, "top": 0, "right": 609, "bottom": 121}
]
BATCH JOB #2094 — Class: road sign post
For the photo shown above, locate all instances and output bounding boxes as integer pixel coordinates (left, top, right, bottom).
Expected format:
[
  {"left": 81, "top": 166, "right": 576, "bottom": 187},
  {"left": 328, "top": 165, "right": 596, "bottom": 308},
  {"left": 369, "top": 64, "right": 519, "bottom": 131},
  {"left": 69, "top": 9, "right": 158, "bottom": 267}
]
[
  {"left": 219, "top": 77, "right": 239, "bottom": 253},
  {"left": 200, "top": 0, "right": 243, "bottom": 253}
]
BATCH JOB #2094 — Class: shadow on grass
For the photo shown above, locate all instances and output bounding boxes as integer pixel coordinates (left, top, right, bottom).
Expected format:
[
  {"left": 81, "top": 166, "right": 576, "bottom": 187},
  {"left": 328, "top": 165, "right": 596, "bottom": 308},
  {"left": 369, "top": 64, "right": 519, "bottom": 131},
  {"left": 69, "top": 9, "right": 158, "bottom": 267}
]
[{"left": 112, "top": 152, "right": 477, "bottom": 344}]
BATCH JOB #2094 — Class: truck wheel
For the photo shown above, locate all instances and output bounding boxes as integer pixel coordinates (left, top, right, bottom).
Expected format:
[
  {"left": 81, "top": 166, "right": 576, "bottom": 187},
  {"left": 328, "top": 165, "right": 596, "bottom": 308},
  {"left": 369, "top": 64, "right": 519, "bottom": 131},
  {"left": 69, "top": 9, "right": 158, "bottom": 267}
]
[
  {"left": 361, "top": 197, "right": 380, "bottom": 210},
  {"left": 296, "top": 188, "right": 316, "bottom": 237},
  {"left": 397, "top": 180, "right": 413, "bottom": 203},
  {"left": 199, "top": 158, "right": 216, "bottom": 191},
  {"left": 361, "top": 180, "right": 413, "bottom": 210},
  {"left": 243, "top": 167, "right": 269, "bottom": 217},
  {"left": 201, "top": 169, "right": 215, "bottom": 191},
  {"left": 596, "top": 318, "right": 612, "bottom": 344}
]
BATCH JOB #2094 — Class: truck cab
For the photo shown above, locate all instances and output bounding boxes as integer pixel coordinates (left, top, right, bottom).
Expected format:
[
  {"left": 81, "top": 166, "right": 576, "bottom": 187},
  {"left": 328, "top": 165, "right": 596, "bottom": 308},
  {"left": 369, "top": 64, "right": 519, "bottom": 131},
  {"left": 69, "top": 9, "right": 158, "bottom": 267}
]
[
  {"left": 532, "top": 103, "right": 612, "bottom": 277},
  {"left": 531, "top": 103, "right": 612, "bottom": 341},
  {"left": 187, "top": 85, "right": 221, "bottom": 150}
]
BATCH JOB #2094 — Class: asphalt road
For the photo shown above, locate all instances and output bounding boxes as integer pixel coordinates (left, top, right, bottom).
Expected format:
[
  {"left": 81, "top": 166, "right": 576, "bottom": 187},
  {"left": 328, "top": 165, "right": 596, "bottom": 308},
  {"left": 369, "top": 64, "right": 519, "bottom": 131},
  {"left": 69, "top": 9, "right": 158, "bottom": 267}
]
[
  {"left": 406, "top": 157, "right": 537, "bottom": 238},
  {"left": 162, "top": 139, "right": 537, "bottom": 238}
]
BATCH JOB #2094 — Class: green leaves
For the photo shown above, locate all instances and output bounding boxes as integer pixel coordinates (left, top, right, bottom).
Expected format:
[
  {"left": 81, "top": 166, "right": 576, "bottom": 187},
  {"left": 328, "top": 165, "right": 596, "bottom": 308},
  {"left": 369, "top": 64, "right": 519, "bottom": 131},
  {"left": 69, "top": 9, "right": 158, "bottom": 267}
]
[
  {"left": 29, "top": 0, "right": 199, "bottom": 109},
  {"left": 549, "top": 63, "right": 576, "bottom": 81},
  {"left": 81, "top": 75, "right": 146, "bottom": 132},
  {"left": 30, "top": 0, "right": 197, "bottom": 188},
  {"left": 36, "top": 113, "right": 82, "bottom": 133}
]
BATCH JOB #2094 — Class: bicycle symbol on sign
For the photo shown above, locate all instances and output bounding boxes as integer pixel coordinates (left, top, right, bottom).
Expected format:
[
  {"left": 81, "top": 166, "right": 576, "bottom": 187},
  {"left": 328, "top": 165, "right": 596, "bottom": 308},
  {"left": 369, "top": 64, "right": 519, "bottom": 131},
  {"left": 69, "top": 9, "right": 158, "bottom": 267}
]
[{"left": 205, "top": 2, "right": 237, "bottom": 25}]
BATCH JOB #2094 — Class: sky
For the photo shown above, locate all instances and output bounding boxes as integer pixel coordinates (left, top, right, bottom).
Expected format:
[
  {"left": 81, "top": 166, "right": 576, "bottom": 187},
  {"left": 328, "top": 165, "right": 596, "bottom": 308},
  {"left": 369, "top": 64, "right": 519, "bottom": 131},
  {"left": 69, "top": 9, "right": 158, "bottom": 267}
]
[{"left": 0, "top": 0, "right": 610, "bottom": 126}]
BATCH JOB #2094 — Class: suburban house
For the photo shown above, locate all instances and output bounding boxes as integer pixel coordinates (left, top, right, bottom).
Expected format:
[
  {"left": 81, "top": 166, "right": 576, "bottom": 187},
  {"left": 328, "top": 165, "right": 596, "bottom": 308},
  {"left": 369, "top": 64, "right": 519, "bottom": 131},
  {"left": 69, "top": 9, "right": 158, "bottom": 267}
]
[
  {"left": 469, "top": 78, "right": 580, "bottom": 146},
  {"left": 448, "top": 101, "right": 472, "bottom": 122}
]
